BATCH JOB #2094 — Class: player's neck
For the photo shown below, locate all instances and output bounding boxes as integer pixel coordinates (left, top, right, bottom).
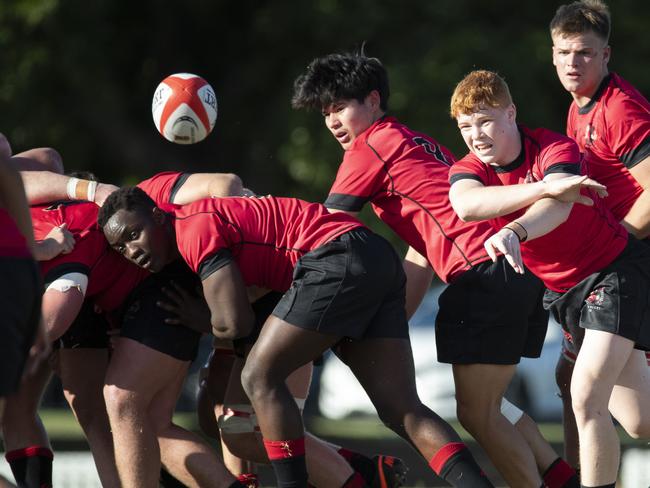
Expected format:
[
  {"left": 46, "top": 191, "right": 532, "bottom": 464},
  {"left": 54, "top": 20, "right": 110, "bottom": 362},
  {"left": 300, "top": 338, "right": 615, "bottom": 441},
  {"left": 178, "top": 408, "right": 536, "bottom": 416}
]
[{"left": 572, "top": 71, "right": 609, "bottom": 108}]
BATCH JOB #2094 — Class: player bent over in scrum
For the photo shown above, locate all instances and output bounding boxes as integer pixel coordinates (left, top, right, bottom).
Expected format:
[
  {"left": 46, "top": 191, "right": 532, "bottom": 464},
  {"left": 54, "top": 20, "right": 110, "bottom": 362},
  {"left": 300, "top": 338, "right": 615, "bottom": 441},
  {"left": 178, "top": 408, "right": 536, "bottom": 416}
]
[{"left": 98, "top": 187, "right": 494, "bottom": 488}]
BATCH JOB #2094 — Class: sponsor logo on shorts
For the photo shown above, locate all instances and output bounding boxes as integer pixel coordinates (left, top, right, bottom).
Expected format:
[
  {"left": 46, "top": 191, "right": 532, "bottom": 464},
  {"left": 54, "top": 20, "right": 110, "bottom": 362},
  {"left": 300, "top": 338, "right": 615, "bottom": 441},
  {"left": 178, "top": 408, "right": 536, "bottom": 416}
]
[{"left": 585, "top": 287, "right": 605, "bottom": 310}]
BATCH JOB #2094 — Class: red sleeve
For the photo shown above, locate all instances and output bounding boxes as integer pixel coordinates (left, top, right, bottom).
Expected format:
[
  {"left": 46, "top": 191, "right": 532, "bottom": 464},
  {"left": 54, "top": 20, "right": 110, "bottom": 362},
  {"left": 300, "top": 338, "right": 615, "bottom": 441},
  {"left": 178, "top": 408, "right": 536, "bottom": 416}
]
[
  {"left": 606, "top": 98, "right": 650, "bottom": 169},
  {"left": 137, "top": 172, "right": 187, "bottom": 206},
  {"left": 176, "top": 212, "right": 231, "bottom": 278},
  {"left": 324, "top": 147, "right": 386, "bottom": 212},
  {"left": 40, "top": 230, "right": 107, "bottom": 283},
  {"left": 537, "top": 133, "right": 582, "bottom": 177},
  {"left": 448, "top": 155, "right": 491, "bottom": 186}
]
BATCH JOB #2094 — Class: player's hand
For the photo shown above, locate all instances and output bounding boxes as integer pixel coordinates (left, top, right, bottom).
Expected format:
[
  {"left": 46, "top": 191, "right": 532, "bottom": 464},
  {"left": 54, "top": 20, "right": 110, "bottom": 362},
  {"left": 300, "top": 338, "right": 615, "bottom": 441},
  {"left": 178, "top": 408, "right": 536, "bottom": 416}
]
[
  {"left": 34, "top": 223, "right": 75, "bottom": 261},
  {"left": 157, "top": 281, "right": 212, "bottom": 333},
  {"left": 0, "top": 133, "right": 12, "bottom": 159},
  {"left": 544, "top": 175, "right": 607, "bottom": 205},
  {"left": 94, "top": 183, "right": 119, "bottom": 206},
  {"left": 484, "top": 227, "right": 525, "bottom": 274}
]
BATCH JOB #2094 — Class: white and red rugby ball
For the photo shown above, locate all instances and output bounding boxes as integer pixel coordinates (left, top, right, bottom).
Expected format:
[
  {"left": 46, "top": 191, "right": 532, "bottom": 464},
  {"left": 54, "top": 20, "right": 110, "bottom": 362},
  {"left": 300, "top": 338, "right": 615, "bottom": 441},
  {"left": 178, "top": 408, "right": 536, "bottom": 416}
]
[{"left": 152, "top": 73, "right": 217, "bottom": 144}]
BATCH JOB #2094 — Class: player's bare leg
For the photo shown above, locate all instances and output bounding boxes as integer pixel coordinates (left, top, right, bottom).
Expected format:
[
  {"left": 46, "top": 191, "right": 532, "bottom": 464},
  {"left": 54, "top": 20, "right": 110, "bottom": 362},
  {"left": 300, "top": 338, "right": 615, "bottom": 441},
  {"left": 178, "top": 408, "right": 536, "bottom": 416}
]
[
  {"left": 571, "top": 329, "right": 641, "bottom": 486},
  {"left": 453, "top": 363, "right": 541, "bottom": 487},
  {"left": 607, "top": 348, "right": 650, "bottom": 439},
  {"left": 150, "top": 367, "right": 235, "bottom": 488},
  {"left": 554, "top": 352, "right": 580, "bottom": 468},
  {"left": 57, "top": 348, "right": 119, "bottom": 487},
  {"left": 513, "top": 412, "right": 564, "bottom": 473},
  {"left": 223, "top": 357, "right": 354, "bottom": 487},
  {"left": 243, "top": 317, "right": 493, "bottom": 488},
  {"left": 104, "top": 337, "right": 235, "bottom": 488}
]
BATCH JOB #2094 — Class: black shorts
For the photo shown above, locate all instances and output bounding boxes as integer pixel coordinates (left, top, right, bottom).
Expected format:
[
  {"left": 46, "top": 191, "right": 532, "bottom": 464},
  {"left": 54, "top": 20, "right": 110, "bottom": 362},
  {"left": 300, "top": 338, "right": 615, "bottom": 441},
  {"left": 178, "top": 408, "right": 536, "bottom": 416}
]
[
  {"left": 0, "top": 257, "right": 42, "bottom": 396},
  {"left": 54, "top": 300, "right": 109, "bottom": 350},
  {"left": 273, "top": 228, "right": 409, "bottom": 340},
  {"left": 435, "top": 256, "right": 548, "bottom": 365},
  {"left": 120, "top": 260, "right": 202, "bottom": 362},
  {"left": 544, "top": 236, "right": 650, "bottom": 351}
]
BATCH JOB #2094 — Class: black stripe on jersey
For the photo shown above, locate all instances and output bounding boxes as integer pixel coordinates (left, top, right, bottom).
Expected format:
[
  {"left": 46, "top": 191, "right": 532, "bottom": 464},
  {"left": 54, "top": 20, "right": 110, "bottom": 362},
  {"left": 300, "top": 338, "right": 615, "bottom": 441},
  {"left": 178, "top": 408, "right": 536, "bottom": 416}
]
[
  {"left": 364, "top": 140, "right": 488, "bottom": 271},
  {"left": 44, "top": 262, "right": 90, "bottom": 285},
  {"left": 578, "top": 74, "right": 611, "bottom": 115},
  {"left": 324, "top": 193, "right": 367, "bottom": 212},
  {"left": 169, "top": 173, "right": 191, "bottom": 203},
  {"left": 544, "top": 162, "right": 581, "bottom": 176},
  {"left": 449, "top": 173, "right": 484, "bottom": 185},
  {"left": 198, "top": 249, "right": 233, "bottom": 281},
  {"left": 621, "top": 135, "right": 650, "bottom": 169}
]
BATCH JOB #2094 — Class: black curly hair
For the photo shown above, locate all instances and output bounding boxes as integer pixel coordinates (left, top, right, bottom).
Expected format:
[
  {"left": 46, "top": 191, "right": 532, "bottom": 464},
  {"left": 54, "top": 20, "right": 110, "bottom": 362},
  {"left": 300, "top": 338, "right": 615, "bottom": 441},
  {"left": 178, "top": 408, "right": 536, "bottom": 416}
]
[
  {"left": 97, "top": 186, "right": 156, "bottom": 229},
  {"left": 291, "top": 51, "right": 390, "bottom": 112}
]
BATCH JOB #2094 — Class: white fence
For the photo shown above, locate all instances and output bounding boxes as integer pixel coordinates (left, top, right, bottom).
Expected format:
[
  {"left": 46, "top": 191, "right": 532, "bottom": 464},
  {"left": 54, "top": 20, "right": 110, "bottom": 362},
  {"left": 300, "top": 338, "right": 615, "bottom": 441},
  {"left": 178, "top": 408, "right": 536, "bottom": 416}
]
[{"left": 0, "top": 452, "right": 101, "bottom": 488}]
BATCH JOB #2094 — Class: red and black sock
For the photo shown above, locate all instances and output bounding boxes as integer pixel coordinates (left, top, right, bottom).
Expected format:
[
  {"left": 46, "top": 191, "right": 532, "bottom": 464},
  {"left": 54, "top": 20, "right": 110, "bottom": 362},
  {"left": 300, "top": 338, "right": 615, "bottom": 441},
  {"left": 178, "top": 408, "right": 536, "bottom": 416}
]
[
  {"left": 5, "top": 446, "right": 53, "bottom": 488},
  {"left": 429, "top": 442, "right": 493, "bottom": 488},
  {"left": 543, "top": 458, "right": 579, "bottom": 488},
  {"left": 263, "top": 437, "right": 308, "bottom": 488}
]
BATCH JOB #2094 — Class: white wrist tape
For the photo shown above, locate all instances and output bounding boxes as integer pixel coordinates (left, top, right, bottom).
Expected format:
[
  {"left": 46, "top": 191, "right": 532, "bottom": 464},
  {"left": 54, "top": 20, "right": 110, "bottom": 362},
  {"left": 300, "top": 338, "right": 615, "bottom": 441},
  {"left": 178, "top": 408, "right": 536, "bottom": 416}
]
[
  {"left": 45, "top": 272, "right": 88, "bottom": 296},
  {"left": 65, "top": 178, "right": 97, "bottom": 202},
  {"left": 87, "top": 181, "right": 97, "bottom": 202},
  {"left": 66, "top": 178, "right": 80, "bottom": 200}
]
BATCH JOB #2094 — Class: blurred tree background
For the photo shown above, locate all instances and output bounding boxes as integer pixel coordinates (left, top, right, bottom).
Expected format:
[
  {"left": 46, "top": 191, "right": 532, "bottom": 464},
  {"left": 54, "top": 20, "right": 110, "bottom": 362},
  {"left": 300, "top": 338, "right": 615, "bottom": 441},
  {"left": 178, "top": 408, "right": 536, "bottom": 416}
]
[{"left": 2, "top": 0, "right": 649, "bottom": 246}]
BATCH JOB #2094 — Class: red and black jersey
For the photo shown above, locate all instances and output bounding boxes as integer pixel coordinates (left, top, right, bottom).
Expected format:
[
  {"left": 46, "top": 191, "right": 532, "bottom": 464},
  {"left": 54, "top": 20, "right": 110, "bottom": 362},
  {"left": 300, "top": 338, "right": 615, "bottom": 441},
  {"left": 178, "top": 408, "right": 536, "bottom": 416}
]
[
  {"left": 567, "top": 73, "right": 650, "bottom": 219},
  {"left": 450, "top": 126, "right": 628, "bottom": 293},
  {"left": 137, "top": 171, "right": 188, "bottom": 206},
  {"left": 0, "top": 208, "right": 30, "bottom": 258},
  {"left": 31, "top": 201, "right": 148, "bottom": 311},
  {"left": 169, "top": 196, "right": 364, "bottom": 291},
  {"left": 324, "top": 116, "right": 493, "bottom": 283}
]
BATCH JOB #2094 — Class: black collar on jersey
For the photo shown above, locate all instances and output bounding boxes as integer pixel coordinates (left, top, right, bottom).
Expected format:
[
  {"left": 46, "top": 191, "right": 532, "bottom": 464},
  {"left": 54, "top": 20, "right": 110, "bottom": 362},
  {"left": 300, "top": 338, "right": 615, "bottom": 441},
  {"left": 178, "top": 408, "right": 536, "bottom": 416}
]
[
  {"left": 494, "top": 127, "right": 527, "bottom": 173},
  {"left": 578, "top": 73, "right": 612, "bottom": 115}
]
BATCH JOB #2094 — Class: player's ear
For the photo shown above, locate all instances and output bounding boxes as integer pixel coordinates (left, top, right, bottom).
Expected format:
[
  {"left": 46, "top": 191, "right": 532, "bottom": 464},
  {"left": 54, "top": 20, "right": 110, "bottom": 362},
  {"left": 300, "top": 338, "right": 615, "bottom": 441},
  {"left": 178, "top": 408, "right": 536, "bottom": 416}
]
[
  {"left": 603, "top": 45, "right": 611, "bottom": 65},
  {"left": 152, "top": 206, "right": 166, "bottom": 225},
  {"left": 367, "top": 90, "right": 381, "bottom": 110},
  {"left": 507, "top": 104, "right": 517, "bottom": 124}
]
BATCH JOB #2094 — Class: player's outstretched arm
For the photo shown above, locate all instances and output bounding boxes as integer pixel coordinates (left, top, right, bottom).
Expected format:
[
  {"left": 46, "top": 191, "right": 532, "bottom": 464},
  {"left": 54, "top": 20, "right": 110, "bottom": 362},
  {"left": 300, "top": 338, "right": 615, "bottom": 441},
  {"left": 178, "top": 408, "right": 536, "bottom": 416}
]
[
  {"left": 171, "top": 173, "right": 244, "bottom": 204},
  {"left": 450, "top": 178, "right": 549, "bottom": 221},
  {"left": 0, "top": 155, "right": 36, "bottom": 253},
  {"left": 403, "top": 247, "right": 434, "bottom": 320},
  {"left": 201, "top": 263, "right": 255, "bottom": 340},
  {"left": 20, "top": 170, "right": 118, "bottom": 206},
  {"left": 621, "top": 156, "right": 650, "bottom": 239}
]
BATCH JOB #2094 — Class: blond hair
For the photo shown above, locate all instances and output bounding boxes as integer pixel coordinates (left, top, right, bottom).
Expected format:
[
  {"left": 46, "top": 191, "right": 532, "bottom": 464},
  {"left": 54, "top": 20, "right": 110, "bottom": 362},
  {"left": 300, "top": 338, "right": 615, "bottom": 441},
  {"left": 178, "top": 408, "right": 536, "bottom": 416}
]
[{"left": 450, "top": 70, "right": 513, "bottom": 119}]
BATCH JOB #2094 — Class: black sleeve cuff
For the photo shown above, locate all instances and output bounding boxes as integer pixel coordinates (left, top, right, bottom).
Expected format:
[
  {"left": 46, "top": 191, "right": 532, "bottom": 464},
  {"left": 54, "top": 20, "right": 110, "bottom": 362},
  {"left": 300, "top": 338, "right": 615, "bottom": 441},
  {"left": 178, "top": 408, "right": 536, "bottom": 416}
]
[
  {"left": 324, "top": 193, "right": 367, "bottom": 212},
  {"left": 197, "top": 248, "right": 233, "bottom": 281},
  {"left": 544, "top": 163, "right": 581, "bottom": 176},
  {"left": 449, "top": 173, "right": 484, "bottom": 185},
  {"left": 169, "top": 173, "right": 192, "bottom": 203},
  {"left": 621, "top": 136, "right": 650, "bottom": 169}
]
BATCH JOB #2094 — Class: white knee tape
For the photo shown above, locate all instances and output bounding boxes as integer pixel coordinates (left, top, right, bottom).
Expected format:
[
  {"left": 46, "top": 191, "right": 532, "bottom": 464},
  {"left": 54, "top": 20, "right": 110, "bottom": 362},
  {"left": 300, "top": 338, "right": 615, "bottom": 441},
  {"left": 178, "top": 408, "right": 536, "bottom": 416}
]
[
  {"left": 294, "top": 397, "right": 306, "bottom": 412},
  {"left": 218, "top": 404, "right": 258, "bottom": 434},
  {"left": 500, "top": 397, "right": 524, "bottom": 424},
  {"left": 45, "top": 272, "right": 88, "bottom": 296}
]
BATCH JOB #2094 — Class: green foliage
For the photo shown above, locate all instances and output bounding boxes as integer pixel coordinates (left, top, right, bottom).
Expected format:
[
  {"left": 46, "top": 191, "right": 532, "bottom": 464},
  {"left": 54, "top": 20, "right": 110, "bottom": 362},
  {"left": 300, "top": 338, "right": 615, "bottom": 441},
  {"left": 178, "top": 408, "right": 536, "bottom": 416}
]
[{"left": 1, "top": 0, "right": 649, "bottom": 228}]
